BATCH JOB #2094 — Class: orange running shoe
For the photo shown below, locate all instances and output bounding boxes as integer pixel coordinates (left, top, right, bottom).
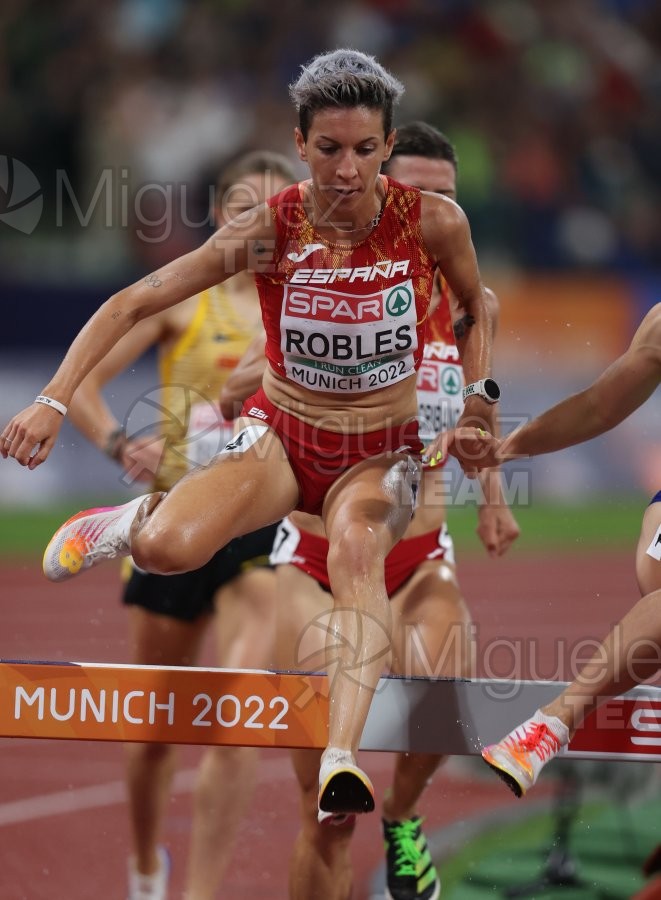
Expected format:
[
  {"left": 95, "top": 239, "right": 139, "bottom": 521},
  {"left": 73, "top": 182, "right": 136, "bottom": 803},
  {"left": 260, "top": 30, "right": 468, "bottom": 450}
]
[
  {"left": 482, "top": 709, "right": 569, "bottom": 797},
  {"left": 43, "top": 495, "right": 149, "bottom": 582}
]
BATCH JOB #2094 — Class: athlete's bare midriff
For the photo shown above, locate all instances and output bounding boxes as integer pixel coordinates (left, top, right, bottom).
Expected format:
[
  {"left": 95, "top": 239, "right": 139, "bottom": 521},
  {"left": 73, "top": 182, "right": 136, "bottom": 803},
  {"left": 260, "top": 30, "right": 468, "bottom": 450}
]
[{"left": 262, "top": 366, "right": 418, "bottom": 432}]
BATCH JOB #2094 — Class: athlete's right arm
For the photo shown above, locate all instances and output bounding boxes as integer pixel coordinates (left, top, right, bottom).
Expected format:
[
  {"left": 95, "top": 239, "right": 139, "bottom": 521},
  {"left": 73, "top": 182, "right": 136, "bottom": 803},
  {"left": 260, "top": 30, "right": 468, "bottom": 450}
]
[
  {"left": 451, "top": 303, "right": 661, "bottom": 469},
  {"left": 500, "top": 303, "right": 661, "bottom": 460},
  {"left": 66, "top": 312, "right": 167, "bottom": 472},
  {"left": 0, "top": 208, "right": 276, "bottom": 469}
]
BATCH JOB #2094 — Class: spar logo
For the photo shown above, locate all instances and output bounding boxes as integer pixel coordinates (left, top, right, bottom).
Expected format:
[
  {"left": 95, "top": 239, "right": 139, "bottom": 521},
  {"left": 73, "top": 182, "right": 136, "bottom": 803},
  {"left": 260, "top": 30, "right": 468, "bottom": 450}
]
[
  {"left": 441, "top": 366, "right": 462, "bottom": 395},
  {"left": 385, "top": 285, "right": 412, "bottom": 317},
  {"left": 284, "top": 285, "right": 383, "bottom": 323},
  {"left": 417, "top": 363, "right": 439, "bottom": 392},
  {"left": 417, "top": 343, "right": 463, "bottom": 394},
  {"left": 417, "top": 364, "right": 462, "bottom": 398}
]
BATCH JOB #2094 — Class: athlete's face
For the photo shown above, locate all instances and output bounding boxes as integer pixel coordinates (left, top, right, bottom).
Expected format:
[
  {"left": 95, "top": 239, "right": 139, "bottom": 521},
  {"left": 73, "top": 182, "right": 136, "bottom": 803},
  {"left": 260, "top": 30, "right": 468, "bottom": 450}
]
[
  {"left": 386, "top": 155, "right": 457, "bottom": 201},
  {"left": 295, "top": 106, "right": 395, "bottom": 216},
  {"left": 215, "top": 171, "right": 291, "bottom": 227}
]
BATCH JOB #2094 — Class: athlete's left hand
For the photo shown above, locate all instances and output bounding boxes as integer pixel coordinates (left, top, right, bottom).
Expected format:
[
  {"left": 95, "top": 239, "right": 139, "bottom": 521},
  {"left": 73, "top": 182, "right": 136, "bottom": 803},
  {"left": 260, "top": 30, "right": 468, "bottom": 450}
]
[
  {"left": 119, "top": 434, "right": 167, "bottom": 484},
  {"left": 476, "top": 504, "right": 520, "bottom": 557},
  {"left": 429, "top": 426, "right": 498, "bottom": 476},
  {"left": 421, "top": 429, "right": 450, "bottom": 469},
  {"left": 423, "top": 426, "right": 498, "bottom": 473}
]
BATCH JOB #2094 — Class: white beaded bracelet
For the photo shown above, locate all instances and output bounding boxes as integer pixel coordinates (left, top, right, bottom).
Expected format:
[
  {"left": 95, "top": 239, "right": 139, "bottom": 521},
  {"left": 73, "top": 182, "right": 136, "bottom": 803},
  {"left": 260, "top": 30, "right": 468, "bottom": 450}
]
[{"left": 35, "top": 395, "right": 68, "bottom": 416}]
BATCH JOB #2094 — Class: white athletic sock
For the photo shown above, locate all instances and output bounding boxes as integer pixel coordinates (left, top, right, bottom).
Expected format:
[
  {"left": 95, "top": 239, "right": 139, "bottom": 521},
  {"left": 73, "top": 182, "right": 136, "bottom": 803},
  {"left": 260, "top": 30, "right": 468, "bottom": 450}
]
[
  {"left": 117, "top": 494, "right": 151, "bottom": 551},
  {"left": 320, "top": 746, "right": 354, "bottom": 769}
]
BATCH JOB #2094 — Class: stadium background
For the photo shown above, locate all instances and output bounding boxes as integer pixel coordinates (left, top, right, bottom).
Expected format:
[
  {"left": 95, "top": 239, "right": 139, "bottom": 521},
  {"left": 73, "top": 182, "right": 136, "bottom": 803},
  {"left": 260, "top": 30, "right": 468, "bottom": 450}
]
[{"left": 1, "top": 1, "right": 660, "bottom": 898}]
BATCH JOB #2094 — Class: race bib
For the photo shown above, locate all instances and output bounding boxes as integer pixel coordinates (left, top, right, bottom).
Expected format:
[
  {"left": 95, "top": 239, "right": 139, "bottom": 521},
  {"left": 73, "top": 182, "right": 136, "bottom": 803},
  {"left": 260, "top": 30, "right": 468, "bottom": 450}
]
[
  {"left": 416, "top": 341, "right": 464, "bottom": 443},
  {"left": 269, "top": 517, "right": 303, "bottom": 566},
  {"left": 280, "top": 280, "right": 418, "bottom": 393}
]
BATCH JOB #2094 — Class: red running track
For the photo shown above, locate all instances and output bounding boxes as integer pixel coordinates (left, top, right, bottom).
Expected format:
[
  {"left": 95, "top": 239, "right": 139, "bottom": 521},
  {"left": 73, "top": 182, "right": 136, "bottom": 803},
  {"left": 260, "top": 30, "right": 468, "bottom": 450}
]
[{"left": 0, "top": 550, "right": 639, "bottom": 899}]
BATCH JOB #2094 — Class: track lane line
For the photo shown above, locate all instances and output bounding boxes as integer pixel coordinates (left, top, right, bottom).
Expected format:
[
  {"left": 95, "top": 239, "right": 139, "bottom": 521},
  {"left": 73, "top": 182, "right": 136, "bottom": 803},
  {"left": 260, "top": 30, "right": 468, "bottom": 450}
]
[{"left": 0, "top": 753, "right": 397, "bottom": 827}]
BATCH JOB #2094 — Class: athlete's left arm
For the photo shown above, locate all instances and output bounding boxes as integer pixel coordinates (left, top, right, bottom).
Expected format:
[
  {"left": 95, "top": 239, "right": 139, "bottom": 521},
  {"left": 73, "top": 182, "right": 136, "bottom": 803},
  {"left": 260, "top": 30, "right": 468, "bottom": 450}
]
[
  {"left": 421, "top": 196, "right": 495, "bottom": 474},
  {"left": 470, "top": 288, "right": 520, "bottom": 555},
  {"left": 421, "top": 195, "right": 496, "bottom": 436}
]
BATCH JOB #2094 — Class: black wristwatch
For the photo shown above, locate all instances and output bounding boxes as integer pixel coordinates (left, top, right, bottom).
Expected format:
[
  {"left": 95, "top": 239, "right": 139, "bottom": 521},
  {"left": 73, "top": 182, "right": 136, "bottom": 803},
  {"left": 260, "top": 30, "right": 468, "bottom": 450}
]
[{"left": 462, "top": 378, "right": 501, "bottom": 405}]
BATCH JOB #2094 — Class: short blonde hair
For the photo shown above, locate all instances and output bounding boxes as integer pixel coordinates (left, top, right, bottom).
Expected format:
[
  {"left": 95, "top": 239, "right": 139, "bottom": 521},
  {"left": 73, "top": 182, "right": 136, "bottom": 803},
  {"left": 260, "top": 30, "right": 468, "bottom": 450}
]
[{"left": 289, "top": 49, "right": 404, "bottom": 139}]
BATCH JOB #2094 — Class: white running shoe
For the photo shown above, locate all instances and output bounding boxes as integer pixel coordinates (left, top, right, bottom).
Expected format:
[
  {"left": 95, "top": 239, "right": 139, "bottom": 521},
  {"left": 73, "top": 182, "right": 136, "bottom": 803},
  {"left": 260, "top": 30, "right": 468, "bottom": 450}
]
[
  {"left": 43, "top": 495, "right": 149, "bottom": 582},
  {"left": 482, "top": 709, "right": 570, "bottom": 797},
  {"left": 127, "top": 846, "right": 170, "bottom": 900},
  {"left": 318, "top": 747, "right": 375, "bottom": 823}
]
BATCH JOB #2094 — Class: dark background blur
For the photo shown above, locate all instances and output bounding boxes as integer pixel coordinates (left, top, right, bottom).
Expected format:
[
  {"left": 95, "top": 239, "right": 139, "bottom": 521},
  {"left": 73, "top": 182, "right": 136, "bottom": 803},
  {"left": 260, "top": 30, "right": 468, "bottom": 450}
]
[
  {"left": 0, "top": 0, "right": 659, "bottom": 505},
  {"left": 3, "top": 0, "right": 661, "bottom": 288}
]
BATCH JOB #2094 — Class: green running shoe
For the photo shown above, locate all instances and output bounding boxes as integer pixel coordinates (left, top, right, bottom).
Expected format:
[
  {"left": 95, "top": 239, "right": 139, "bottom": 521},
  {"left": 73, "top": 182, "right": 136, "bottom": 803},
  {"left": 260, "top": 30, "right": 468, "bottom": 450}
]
[{"left": 382, "top": 816, "right": 440, "bottom": 900}]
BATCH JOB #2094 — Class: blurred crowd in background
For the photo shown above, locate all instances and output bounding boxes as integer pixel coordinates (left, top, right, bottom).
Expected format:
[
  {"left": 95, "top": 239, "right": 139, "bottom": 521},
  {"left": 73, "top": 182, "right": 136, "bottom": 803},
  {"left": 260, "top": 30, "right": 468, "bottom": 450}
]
[
  {"left": 2, "top": 0, "right": 661, "bottom": 282},
  {"left": 1, "top": 0, "right": 659, "bottom": 505}
]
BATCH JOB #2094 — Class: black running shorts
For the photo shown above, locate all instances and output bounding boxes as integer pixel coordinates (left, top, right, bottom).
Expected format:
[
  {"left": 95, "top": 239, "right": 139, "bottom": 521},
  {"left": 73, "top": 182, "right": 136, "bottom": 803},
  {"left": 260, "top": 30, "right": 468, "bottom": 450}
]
[{"left": 122, "top": 523, "right": 278, "bottom": 622}]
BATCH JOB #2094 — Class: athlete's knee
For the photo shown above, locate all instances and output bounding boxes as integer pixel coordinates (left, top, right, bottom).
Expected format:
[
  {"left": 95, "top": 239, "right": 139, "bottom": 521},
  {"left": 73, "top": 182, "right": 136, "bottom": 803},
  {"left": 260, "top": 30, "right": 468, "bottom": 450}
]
[
  {"left": 131, "top": 520, "right": 208, "bottom": 574},
  {"left": 194, "top": 746, "right": 257, "bottom": 803},
  {"left": 327, "top": 521, "right": 384, "bottom": 582},
  {"left": 128, "top": 494, "right": 199, "bottom": 573},
  {"left": 131, "top": 529, "right": 191, "bottom": 573}
]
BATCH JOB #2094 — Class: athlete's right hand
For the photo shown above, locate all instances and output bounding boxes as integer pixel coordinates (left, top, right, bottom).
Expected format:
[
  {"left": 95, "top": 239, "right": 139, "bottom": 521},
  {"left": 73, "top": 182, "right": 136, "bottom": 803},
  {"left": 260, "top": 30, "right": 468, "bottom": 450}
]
[
  {"left": 0, "top": 404, "right": 64, "bottom": 469},
  {"left": 119, "top": 434, "right": 166, "bottom": 484}
]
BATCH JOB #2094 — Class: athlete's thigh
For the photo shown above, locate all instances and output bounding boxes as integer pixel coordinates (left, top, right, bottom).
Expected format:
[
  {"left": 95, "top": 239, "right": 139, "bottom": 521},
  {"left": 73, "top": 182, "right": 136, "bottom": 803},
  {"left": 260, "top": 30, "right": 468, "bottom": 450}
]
[
  {"left": 275, "top": 564, "right": 333, "bottom": 671},
  {"left": 150, "top": 421, "right": 299, "bottom": 552},
  {"left": 127, "top": 605, "right": 210, "bottom": 667},
  {"left": 636, "top": 500, "right": 661, "bottom": 595},
  {"left": 389, "top": 560, "right": 475, "bottom": 679},
  {"left": 213, "top": 568, "right": 278, "bottom": 669},
  {"left": 322, "top": 453, "right": 418, "bottom": 550}
]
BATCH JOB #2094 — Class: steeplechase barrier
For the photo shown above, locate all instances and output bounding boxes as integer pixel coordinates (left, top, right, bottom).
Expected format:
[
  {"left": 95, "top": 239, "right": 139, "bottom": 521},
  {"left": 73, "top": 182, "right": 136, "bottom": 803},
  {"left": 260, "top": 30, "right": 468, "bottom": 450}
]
[{"left": 1, "top": 661, "right": 659, "bottom": 761}]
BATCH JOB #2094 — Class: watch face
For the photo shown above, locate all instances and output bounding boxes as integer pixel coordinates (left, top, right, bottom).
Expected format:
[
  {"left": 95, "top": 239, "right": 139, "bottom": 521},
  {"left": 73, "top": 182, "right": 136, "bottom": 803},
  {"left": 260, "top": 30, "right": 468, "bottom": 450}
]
[{"left": 484, "top": 378, "right": 500, "bottom": 401}]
